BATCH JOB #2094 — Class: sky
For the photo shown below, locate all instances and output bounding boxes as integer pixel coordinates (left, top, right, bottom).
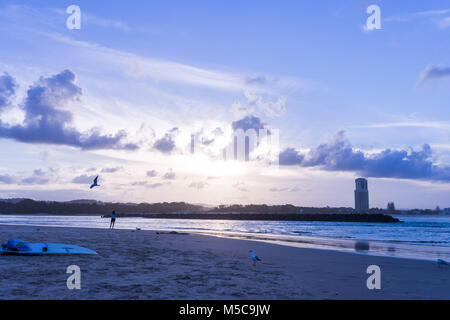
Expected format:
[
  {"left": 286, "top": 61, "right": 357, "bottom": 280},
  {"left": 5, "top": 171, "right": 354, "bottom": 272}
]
[{"left": 0, "top": 0, "right": 449, "bottom": 209}]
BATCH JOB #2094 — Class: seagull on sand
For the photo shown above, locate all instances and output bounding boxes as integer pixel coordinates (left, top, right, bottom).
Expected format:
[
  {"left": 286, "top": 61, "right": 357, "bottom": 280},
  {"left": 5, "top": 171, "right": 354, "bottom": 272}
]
[
  {"left": 249, "top": 249, "right": 261, "bottom": 266},
  {"left": 90, "top": 176, "right": 100, "bottom": 189},
  {"left": 437, "top": 259, "right": 448, "bottom": 267}
]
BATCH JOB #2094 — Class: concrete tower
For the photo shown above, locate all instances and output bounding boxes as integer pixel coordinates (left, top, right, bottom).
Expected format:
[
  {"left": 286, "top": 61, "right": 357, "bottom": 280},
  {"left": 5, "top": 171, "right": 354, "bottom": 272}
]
[{"left": 355, "top": 178, "right": 369, "bottom": 213}]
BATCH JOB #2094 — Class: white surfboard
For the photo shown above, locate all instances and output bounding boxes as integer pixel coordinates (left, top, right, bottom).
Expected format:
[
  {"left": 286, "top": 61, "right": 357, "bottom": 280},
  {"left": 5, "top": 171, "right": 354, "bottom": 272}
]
[{"left": 1, "top": 240, "right": 97, "bottom": 256}]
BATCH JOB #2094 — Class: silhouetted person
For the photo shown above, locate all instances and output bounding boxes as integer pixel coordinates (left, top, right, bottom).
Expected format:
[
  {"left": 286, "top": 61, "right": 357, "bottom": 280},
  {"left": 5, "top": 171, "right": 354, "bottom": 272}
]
[{"left": 110, "top": 211, "right": 116, "bottom": 229}]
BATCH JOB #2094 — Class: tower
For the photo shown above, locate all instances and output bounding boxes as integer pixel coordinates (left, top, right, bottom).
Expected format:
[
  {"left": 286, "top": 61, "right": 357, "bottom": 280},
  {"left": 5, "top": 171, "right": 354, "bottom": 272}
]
[{"left": 355, "top": 178, "right": 369, "bottom": 213}]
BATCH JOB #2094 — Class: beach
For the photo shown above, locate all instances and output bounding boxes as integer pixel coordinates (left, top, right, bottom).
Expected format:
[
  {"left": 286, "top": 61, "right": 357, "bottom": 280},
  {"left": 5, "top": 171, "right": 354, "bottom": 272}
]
[{"left": 0, "top": 225, "right": 449, "bottom": 300}]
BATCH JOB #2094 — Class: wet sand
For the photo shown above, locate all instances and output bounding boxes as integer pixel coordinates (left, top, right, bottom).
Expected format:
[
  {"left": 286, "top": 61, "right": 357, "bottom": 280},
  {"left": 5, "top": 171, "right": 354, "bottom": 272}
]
[{"left": 0, "top": 225, "right": 449, "bottom": 300}]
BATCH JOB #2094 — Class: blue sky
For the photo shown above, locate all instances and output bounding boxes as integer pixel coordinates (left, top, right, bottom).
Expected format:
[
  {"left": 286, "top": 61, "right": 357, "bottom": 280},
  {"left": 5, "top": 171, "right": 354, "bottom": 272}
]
[{"left": 0, "top": 0, "right": 449, "bottom": 208}]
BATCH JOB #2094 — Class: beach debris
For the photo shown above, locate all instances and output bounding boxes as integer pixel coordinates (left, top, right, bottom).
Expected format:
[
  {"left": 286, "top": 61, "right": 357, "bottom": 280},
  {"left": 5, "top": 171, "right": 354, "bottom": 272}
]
[
  {"left": 90, "top": 176, "right": 100, "bottom": 189},
  {"left": 437, "top": 259, "right": 448, "bottom": 267},
  {"left": 156, "top": 231, "right": 188, "bottom": 235},
  {"left": 136, "top": 227, "right": 141, "bottom": 231},
  {"left": 35, "top": 227, "right": 40, "bottom": 231},
  {"left": 355, "top": 241, "right": 370, "bottom": 251},
  {"left": 249, "top": 249, "right": 262, "bottom": 266},
  {"left": 0, "top": 239, "right": 97, "bottom": 255}
]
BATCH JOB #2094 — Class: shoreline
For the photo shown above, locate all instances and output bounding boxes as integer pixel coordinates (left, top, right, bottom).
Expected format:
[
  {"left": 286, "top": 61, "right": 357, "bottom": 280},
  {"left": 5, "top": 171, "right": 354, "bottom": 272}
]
[
  {"left": 0, "top": 216, "right": 449, "bottom": 262},
  {"left": 0, "top": 224, "right": 449, "bottom": 299}
]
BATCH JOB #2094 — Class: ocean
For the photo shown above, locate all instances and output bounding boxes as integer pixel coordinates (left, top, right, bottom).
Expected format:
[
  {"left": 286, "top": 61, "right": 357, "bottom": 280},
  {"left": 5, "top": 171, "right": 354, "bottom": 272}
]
[{"left": 0, "top": 214, "right": 449, "bottom": 261}]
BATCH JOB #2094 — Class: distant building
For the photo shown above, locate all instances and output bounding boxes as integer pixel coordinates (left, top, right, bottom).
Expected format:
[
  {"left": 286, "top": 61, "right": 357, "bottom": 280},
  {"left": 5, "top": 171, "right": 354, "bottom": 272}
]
[{"left": 355, "top": 178, "right": 369, "bottom": 213}]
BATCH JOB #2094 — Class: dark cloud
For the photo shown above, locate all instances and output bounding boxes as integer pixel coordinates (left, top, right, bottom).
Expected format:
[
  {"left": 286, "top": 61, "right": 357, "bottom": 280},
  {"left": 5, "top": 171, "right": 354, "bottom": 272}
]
[
  {"left": 417, "top": 65, "right": 450, "bottom": 87},
  {"left": 0, "top": 73, "right": 17, "bottom": 109},
  {"left": 72, "top": 174, "right": 97, "bottom": 184},
  {"left": 279, "top": 148, "right": 305, "bottom": 166},
  {"left": 20, "top": 168, "right": 52, "bottom": 185},
  {"left": 0, "top": 70, "right": 138, "bottom": 150},
  {"left": 146, "top": 170, "right": 158, "bottom": 177},
  {"left": 0, "top": 174, "right": 15, "bottom": 184},
  {"left": 101, "top": 166, "right": 122, "bottom": 173},
  {"left": 33, "top": 169, "right": 45, "bottom": 177},
  {"left": 280, "top": 131, "right": 450, "bottom": 181},
  {"left": 232, "top": 116, "right": 267, "bottom": 132},
  {"left": 162, "top": 169, "right": 176, "bottom": 180},
  {"left": 153, "top": 127, "right": 178, "bottom": 154},
  {"left": 202, "top": 138, "right": 215, "bottom": 146}
]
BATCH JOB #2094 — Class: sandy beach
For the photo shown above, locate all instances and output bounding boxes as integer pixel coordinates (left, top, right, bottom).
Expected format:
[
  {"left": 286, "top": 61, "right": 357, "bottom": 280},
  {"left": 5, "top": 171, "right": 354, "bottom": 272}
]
[{"left": 0, "top": 225, "right": 449, "bottom": 300}]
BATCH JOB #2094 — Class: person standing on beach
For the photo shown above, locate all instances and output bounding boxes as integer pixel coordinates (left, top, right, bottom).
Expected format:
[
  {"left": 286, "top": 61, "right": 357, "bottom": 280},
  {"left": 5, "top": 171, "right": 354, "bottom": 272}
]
[{"left": 110, "top": 211, "right": 116, "bottom": 229}]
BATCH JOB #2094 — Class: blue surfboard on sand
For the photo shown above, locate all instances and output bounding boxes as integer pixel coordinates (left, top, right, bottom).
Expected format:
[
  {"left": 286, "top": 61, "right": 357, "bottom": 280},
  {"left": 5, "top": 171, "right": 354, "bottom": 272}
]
[{"left": 0, "top": 239, "right": 97, "bottom": 256}]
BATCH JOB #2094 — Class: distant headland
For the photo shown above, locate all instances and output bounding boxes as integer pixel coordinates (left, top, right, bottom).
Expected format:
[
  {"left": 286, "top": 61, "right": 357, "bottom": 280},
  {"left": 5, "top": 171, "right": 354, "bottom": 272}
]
[{"left": 0, "top": 198, "right": 409, "bottom": 223}]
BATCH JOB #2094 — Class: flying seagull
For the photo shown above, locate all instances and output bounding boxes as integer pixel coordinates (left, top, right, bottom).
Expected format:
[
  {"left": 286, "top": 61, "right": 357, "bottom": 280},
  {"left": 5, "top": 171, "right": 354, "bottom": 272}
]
[
  {"left": 90, "top": 176, "right": 100, "bottom": 189},
  {"left": 249, "top": 249, "right": 261, "bottom": 266},
  {"left": 437, "top": 259, "right": 448, "bottom": 267}
]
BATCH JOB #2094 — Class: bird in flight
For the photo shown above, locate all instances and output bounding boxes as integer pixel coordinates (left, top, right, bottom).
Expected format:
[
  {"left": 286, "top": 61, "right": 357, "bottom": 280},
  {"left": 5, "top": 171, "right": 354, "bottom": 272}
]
[
  {"left": 90, "top": 176, "right": 100, "bottom": 189},
  {"left": 249, "top": 249, "right": 262, "bottom": 266}
]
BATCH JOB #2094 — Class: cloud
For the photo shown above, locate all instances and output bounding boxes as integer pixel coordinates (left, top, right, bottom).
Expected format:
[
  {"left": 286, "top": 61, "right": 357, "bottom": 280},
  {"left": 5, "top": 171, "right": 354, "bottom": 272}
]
[
  {"left": 19, "top": 168, "right": 52, "bottom": 185},
  {"left": 83, "top": 13, "right": 130, "bottom": 31},
  {"left": 352, "top": 120, "right": 450, "bottom": 130},
  {"left": 153, "top": 128, "right": 178, "bottom": 154},
  {"left": 269, "top": 186, "right": 300, "bottom": 193},
  {"left": 101, "top": 166, "right": 122, "bottom": 173},
  {"left": 147, "top": 183, "right": 165, "bottom": 189},
  {"left": 437, "top": 16, "right": 450, "bottom": 28},
  {"left": 261, "top": 97, "right": 286, "bottom": 117},
  {"left": 162, "top": 169, "right": 176, "bottom": 180},
  {"left": 188, "top": 181, "right": 208, "bottom": 189},
  {"left": 0, "top": 174, "right": 15, "bottom": 184},
  {"left": 153, "top": 135, "right": 175, "bottom": 153},
  {"left": 146, "top": 170, "right": 158, "bottom": 177},
  {"left": 131, "top": 181, "right": 147, "bottom": 186},
  {"left": 417, "top": 65, "right": 450, "bottom": 87},
  {"left": 280, "top": 131, "right": 450, "bottom": 182},
  {"left": 72, "top": 174, "right": 97, "bottom": 184},
  {"left": 0, "top": 72, "right": 17, "bottom": 109},
  {"left": 33, "top": 169, "right": 45, "bottom": 177},
  {"left": 0, "top": 70, "right": 139, "bottom": 150},
  {"left": 279, "top": 148, "right": 305, "bottom": 165},
  {"left": 130, "top": 181, "right": 165, "bottom": 189},
  {"left": 232, "top": 116, "right": 267, "bottom": 132},
  {"left": 385, "top": 9, "right": 450, "bottom": 23},
  {"left": 232, "top": 92, "right": 286, "bottom": 118},
  {"left": 245, "top": 75, "right": 268, "bottom": 85},
  {"left": 21, "top": 177, "right": 49, "bottom": 185}
]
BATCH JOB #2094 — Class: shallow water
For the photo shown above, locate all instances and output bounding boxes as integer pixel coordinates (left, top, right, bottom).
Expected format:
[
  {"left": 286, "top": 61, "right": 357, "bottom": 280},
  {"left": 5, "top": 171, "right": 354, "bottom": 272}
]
[{"left": 0, "top": 214, "right": 449, "bottom": 261}]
